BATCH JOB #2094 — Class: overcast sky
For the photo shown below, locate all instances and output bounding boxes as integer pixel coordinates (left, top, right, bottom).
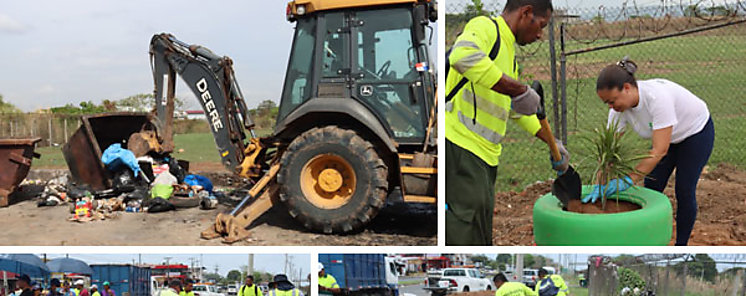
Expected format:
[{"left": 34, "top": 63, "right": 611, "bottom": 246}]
[
  {"left": 0, "top": 0, "right": 295, "bottom": 112},
  {"left": 44, "top": 254, "right": 310, "bottom": 277},
  {"left": 0, "top": 1, "right": 438, "bottom": 112}
]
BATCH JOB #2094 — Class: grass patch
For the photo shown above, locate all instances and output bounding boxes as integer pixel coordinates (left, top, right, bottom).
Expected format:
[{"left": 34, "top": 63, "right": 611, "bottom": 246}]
[{"left": 33, "top": 129, "right": 273, "bottom": 169}]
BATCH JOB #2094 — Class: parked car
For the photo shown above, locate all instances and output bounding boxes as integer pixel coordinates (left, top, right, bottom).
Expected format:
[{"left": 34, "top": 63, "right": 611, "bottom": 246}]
[
  {"left": 226, "top": 283, "right": 239, "bottom": 296},
  {"left": 423, "top": 268, "right": 492, "bottom": 295},
  {"left": 522, "top": 269, "right": 539, "bottom": 288},
  {"left": 193, "top": 284, "right": 225, "bottom": 296}
]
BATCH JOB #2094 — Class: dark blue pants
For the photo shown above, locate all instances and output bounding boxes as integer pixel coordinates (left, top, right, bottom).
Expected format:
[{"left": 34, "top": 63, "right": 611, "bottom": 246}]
[{"left": 644, "top": 117, "right": 714, "bottom": 246}]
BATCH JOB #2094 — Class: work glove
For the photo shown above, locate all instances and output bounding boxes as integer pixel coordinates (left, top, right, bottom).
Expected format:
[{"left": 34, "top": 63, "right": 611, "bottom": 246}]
[
  {"left": 550, "top": 139, "right": 570, "bottom": 175},
  {"left": 582, "top": 175, "right": 634, "bottom": 203},
  {"left": 510, "top": 86, "right": 540, "bottom": 115}
]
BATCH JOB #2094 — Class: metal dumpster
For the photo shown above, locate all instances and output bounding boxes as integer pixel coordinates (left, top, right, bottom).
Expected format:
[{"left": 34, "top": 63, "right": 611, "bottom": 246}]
[
  {"left": 62, "top": 112, "right": 155, "bottom": 191},
  {"left": 0, "top": 138, "right": 41, "bottom": 206}
]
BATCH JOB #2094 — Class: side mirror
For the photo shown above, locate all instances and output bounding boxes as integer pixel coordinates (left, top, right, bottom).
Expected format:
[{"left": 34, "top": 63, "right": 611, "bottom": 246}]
[{"left": 413, "top": 5, "right": 427, "bottom": 42}]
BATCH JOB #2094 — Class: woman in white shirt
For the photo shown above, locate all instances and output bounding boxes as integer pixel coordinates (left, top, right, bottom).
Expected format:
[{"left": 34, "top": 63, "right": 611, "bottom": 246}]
[{"left": 584, "top": 57, "right": 715, "bottom": 246}]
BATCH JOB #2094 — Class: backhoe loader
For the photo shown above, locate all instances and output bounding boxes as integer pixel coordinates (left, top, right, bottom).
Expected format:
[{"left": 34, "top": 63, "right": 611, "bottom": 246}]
[{"left": 137, "top": 0, "right": 438, "bottom": 243}]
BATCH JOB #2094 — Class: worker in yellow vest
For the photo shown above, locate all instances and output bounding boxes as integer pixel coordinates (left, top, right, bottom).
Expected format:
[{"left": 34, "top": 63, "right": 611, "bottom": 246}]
[
  {"left": 267, "top": 275, "right": 303, "bottom": 296},
  {"left": 492, "top": 273, "right": 536, "bottom": 296},
  {"left": 238, "top": 275, "right": 262, "bottom": 296},
  {"left": 445, "top": 0, "right": 570, "bottom": 246},
  {"left": 317, "top": 263, "right": 341, "bottom": 295},
  {"left": 179, "top": 280, "right": 195, "bottom": 296},
  {"left": 534, "top": 269, "right": 568, "bottom": 296}
]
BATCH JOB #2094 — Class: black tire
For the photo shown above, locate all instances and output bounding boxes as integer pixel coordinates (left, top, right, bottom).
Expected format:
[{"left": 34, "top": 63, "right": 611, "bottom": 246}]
[
  {"left": 486, "top": 285, "right": 492, "bottom": 290},
  {"left": 278, "top": 126, "right": 388, "bottom": 233},
  {"left": 169, "top": 195, "right": 200, "bottom": 208},
  {"left": 462, "top": 286, "right": 469, "bottom": 292}
]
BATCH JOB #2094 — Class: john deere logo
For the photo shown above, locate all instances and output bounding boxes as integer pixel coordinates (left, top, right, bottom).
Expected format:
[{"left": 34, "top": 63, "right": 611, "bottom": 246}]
[{"left": 360, "top": 85, "right": 373, "bottom": 96}]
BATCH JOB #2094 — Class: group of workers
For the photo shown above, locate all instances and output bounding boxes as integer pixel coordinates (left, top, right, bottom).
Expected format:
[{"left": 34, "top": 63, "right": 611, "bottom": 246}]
[
  {"left": 446, "top": 0, "right": 714, "bottom": 246},
  {"left": 494, "top": 268, "right": 568, "bottom": 296},
  {"left": 158, "top": 274, "right": 303, "bottom": 296},
  {"left": 318, "top": 263, "right": 570, "bottom": 296},
  {"left": 9, "top": 275, "right": 116, "bottom": 296}
]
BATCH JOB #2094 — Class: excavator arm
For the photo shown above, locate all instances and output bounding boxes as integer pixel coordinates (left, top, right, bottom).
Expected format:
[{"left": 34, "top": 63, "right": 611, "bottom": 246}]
[
  {"left": 144, "top": 33, "right": 264, "bottom": 177},
  {"left": 142, "top": 33, "right": 280, "bottom": 244}
]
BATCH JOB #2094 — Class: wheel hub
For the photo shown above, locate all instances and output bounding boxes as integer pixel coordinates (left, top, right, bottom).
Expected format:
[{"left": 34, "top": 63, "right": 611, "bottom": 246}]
[
  {"left": 318, "top": 168, "right": 343, "bottom": 192},
  {"left": 300, "top": 154, "right": 357, "bottom": 209}
]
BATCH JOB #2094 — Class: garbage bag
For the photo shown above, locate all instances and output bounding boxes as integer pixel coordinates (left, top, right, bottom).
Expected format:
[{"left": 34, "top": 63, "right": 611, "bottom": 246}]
[
  {"left": 101, "top": 143, "right": 141, "bottom": 177},
  {"left": 144, "top": 197, "right": 175, "bottom": 213},
  {"left": 153, "top": 171, "right": 178, "bottom": 186},
  {"left": 150, "top": 184, "right": 174, "bottom": 200},
  {"left": 124, "top": 187, "right": 149, "bottom": 204},
  {"left": 67, "top": 185, "right": 92, "bottom": 200},
  {"left": 184, "top": 174, "right": 214, "bottom": 193},
  {"left": 168, "top": 158, "right": 187, "bottom": 184},
  {"left": 113, "top": 170, "right": 136, "bottom": 193}
]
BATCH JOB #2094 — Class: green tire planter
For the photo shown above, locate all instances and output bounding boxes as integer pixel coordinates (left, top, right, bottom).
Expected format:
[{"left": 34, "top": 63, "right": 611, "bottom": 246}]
[{"left": 533, "top": 185, "right": 672, "bottom": 246}]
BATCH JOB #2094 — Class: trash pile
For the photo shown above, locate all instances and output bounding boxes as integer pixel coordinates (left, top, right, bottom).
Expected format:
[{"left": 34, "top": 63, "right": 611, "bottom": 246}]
[{"left": 30, "top": 143, "right": 219, "bottom": 222}]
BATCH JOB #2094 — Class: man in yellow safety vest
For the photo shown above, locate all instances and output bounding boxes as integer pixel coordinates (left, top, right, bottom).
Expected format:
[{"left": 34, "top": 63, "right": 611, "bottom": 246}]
[{"left": 446, "top": 0, "right": 570, "bottom": 246}]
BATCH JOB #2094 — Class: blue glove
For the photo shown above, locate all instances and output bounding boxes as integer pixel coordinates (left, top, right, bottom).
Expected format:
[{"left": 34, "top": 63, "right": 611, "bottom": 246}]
[
  {"left": 582, "top": 184, "right": 604, "bottom": 203},
  {"left": 581, "top": 176, "right": 634, "bottom": 203},
  {"left": 603, "top": 176, "right": 634, "bottom": 196}
]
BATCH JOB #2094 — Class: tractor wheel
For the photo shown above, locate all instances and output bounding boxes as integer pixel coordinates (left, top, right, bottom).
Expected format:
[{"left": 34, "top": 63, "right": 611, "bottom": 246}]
[{"left": 278, "top": 126, "right": 388, "bottom": 233}]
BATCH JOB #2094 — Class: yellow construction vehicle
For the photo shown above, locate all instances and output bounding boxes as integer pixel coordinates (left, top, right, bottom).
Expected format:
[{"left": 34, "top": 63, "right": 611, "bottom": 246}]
[{"left": 143, "top": 0, "right": 438, "bottom": 243}]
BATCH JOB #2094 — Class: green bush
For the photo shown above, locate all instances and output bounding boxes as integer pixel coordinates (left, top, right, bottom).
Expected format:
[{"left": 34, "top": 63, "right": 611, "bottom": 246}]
[{"left": 617, "top": 267, "right": 646, "bottom": 292}]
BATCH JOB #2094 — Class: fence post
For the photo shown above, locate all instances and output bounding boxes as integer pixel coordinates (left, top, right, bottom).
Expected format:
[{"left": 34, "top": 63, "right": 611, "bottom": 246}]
[
  {"left": 559, "top": 22, "right": 568, "bottom": 144},
  {"left": 64, "top": 117, "right": 68, "bottom": 143},
  {"left": 741, "top": 268, "right": 746, "bottom": 296},
  {"left": 48, "top": 116, "right": 53, "bottom": 146},
  {"left": 681, "top": 262, "right": 687, "bottom": 296},
  {"left": 664, "top": 260, "right": 669, "bottom": 296},
  {"left": 548, "top": 15, "right": 560, "bottom": 136}
]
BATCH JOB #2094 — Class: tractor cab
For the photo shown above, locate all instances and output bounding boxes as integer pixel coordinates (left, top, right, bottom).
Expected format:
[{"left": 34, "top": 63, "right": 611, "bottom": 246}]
[{"left": 279, "top": 0, "right": 437, "bottom": 146}]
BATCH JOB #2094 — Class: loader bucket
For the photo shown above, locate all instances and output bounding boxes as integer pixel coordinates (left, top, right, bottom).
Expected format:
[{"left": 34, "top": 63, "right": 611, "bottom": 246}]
[
  {"left": 62, "top": 112, "right": 155, "bottom": 191},
  {"left": 0, "top": 138, "right": 42, "bottom": 206}
]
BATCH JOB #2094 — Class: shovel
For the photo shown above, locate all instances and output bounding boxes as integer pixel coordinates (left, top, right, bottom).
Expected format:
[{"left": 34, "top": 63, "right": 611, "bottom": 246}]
[{"left": 531, "top": 81, "right": 582, "bottom": 207}]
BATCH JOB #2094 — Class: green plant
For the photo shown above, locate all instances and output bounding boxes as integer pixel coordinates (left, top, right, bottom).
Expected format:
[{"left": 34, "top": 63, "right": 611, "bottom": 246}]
[
  {"left": 617, "top": 267, "right": 646, "bottom": 292},
  {"left": 580, "top": 119, "right": 649, "bottom": 209}
]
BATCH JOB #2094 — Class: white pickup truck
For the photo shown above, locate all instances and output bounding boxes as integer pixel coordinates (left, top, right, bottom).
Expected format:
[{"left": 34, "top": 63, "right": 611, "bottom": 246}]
[
  {"left": 423, "top": 268, "right": 493, "bottom": 295},
  {"left": 193, "top": 284, "right": 225, "bottom": 296}
]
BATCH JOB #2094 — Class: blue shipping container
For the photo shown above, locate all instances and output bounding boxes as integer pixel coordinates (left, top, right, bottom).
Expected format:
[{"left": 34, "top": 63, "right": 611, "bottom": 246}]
[
  {"left": 319, "top": 254, "right": 387, "bottom": 291},
  {"left": 91, "top": 264, "right": 151, "bottom": 296}
]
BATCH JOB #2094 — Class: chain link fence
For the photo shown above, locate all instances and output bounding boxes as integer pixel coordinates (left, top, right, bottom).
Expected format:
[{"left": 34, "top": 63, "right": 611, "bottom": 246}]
[
  {"left": 446, "top": 1, "right": 746, "bottom": 191},
  {"left": 583, "top": 254, "right": 746, "bottom": 296}
]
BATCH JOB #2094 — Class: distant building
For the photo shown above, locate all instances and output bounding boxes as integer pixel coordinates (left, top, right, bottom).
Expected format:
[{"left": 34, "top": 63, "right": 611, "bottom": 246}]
[{"left": 185, "top": 110, "right": 206, "bottom": 120}]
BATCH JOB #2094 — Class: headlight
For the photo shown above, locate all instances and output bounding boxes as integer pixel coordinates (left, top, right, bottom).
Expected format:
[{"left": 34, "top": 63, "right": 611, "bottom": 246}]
[{"left": 296, "top": 4, "right": 306, "bottom": 15}]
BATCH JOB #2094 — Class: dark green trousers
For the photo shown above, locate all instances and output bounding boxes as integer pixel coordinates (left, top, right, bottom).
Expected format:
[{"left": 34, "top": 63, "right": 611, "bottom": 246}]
[{"left": 445, "top": 139, "right": 498, "bottom": 246}]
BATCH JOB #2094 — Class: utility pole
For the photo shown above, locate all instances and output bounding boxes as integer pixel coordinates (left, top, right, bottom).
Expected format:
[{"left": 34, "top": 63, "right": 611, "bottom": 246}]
[
  {"left": 165, "top": 257, "right": 172, "bottom": 281},
  {"left": 284, "top": 255, "right": 288, "bottom": 275},
  {"left": 249, "top": 255, "right": 254, "bottom": 276}
]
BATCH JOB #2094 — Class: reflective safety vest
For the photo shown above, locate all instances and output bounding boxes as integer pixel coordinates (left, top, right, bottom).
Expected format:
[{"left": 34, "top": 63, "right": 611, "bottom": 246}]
[
  {"left": 445, "top": 15, "right": 541, "bottom": 166},
  {"left": 318, "top": 274, "right": 339, "bottom": 295},
  {"left": 494, "top": 282, "right": 535, "bottom": 296},
  {"left": 268, "top": 288, "right": 302, "bottom": 296},
  {"left": 534, "top": 275, "right": 568, "bottom": 296},
  {"left": 239, "top": 284, "right": 262, "bottom": 296}
]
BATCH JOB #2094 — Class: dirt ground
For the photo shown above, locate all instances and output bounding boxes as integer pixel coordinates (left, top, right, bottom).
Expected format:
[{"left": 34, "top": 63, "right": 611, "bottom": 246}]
[
  {"left": 493, "top": 163, "right": 746, "bottom": 246},
  {"left": 0, "top": 167, "right": 436, "bottom": 246}
]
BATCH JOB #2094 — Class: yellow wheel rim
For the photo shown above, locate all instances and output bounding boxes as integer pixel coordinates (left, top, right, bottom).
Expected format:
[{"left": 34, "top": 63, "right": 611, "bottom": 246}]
[{"left": 301, "top": 154, "right": 356, "bottom": 209}]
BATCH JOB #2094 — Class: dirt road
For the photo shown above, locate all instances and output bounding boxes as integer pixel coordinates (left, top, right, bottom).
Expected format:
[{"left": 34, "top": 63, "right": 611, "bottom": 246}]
[
  {"left": 493, "top": 164, "right": 746, "bottom": 246},
  {"left": 0, "top": 169, "right": 436, "bottom": 246}
]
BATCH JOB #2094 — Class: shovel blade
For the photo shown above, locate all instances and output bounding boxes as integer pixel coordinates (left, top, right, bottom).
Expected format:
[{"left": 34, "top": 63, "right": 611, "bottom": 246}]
[{"left": 552, "top": 165, "right": 582, "bottom": 207}]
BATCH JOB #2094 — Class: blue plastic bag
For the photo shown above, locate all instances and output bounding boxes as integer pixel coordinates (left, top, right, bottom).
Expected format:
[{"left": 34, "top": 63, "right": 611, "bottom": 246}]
[
  {"left": 101, "top": 143, "right": 140, "bottom": 177},
  {"left": 184, "top": 174, "right": 213, "bottom": 193}
]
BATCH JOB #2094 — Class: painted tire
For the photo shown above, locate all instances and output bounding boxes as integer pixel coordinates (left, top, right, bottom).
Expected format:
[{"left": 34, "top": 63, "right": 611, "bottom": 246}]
[{"left": 533, "top": 185, "right": 672, "bottom": 245}]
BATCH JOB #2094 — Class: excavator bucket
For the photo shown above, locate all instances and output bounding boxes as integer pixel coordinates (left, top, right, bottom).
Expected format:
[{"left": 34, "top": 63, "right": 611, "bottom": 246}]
[{"left": 201, "top": 163, "right": 280, "bottom": 244}]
